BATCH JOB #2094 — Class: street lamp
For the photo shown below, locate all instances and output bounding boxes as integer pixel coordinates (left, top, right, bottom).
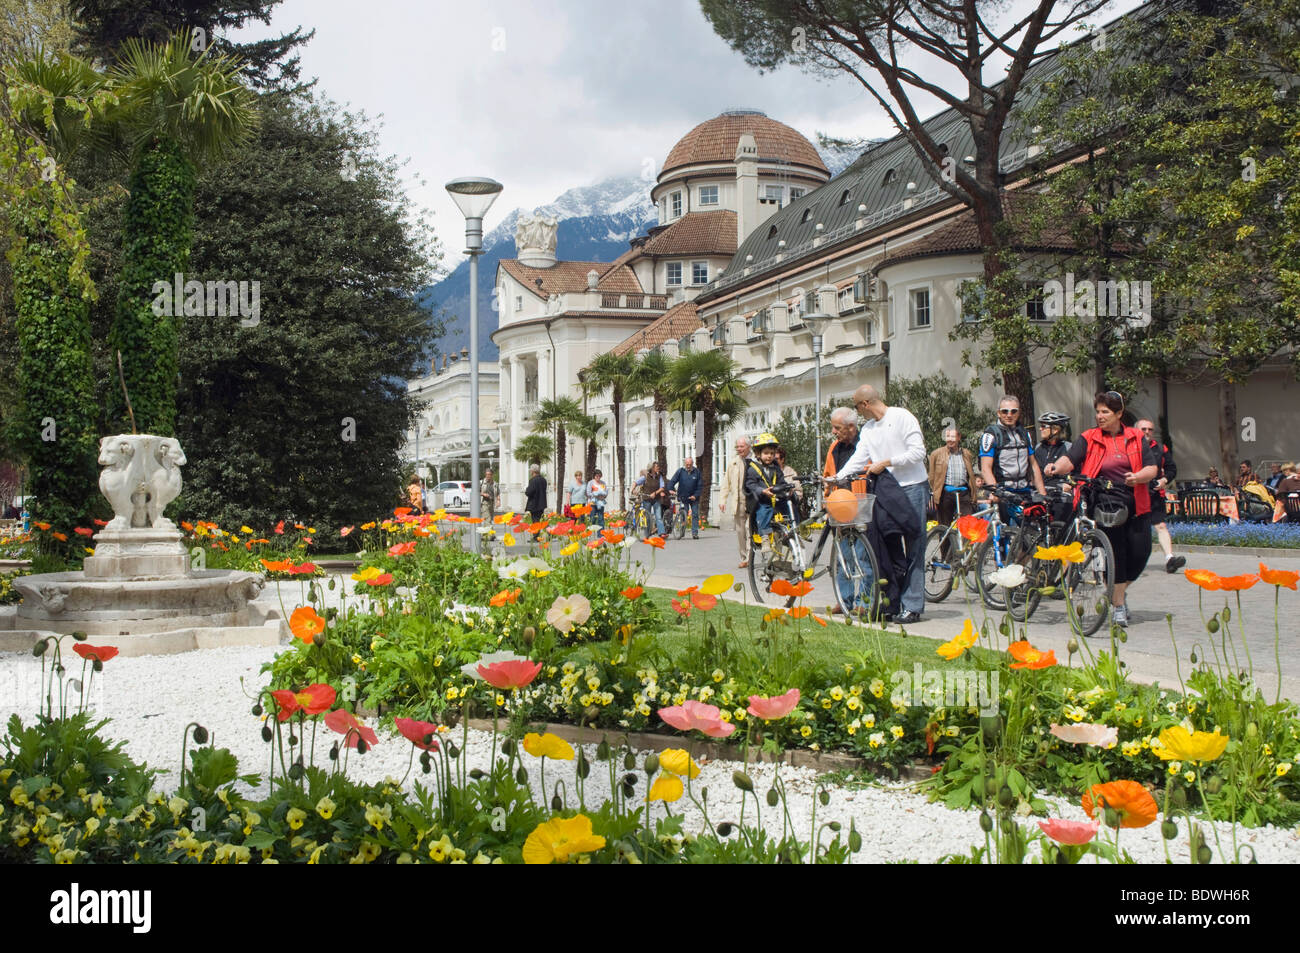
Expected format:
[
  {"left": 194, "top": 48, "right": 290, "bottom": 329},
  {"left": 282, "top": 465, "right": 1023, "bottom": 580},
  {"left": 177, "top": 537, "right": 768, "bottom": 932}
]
[
  {"left": 446, "top": 176, "right": 503, "bottom": 550},
  {"left": 801, "top": 312, "right": 834, "bottom": 487}
]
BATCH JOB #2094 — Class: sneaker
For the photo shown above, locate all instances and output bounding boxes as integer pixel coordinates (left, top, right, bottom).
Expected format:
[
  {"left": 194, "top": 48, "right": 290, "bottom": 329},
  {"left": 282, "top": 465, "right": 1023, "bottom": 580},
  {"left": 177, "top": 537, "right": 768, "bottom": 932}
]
[
  {"left": 1165, "top": 555, "right": 1186, "bottom": 573},
  {"left": 1113, "top": 604, "right": 1129, "bottom": 627},
  {"left": 895, "top": 610, "right": 923, "bottom": 625}
]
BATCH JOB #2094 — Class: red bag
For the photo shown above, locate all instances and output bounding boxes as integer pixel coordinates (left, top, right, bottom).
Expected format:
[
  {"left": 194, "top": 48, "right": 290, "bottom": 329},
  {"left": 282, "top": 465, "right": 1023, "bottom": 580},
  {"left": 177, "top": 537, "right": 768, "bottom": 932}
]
[{"left": 563, "top": 505, "right": 575, "bottom": 519}]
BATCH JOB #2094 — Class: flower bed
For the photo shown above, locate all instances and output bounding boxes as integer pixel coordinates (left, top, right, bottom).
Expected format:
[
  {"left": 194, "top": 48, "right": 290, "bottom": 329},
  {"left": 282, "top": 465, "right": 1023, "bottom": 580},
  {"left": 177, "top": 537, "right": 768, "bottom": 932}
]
[{"left": 1165, "top": 520, "right": 1300, "bottom": 549}]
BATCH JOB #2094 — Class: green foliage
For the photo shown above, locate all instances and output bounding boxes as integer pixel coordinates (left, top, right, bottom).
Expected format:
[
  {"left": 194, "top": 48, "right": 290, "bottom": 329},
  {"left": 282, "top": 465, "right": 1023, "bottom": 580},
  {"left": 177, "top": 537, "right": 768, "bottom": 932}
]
[
  {"left": 771, "top": 402, "right": 832, "bottom": 477},
  {"left": 886, "top": 372, "right": 991, "bottom": 454},
  {"left": 513, "top": 434, "right": 554, "bottom": 468}
]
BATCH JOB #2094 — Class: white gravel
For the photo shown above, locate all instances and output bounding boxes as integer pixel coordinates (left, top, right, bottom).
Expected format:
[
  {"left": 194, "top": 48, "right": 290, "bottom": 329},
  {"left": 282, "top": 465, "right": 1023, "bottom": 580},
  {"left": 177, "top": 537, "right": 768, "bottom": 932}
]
[{"left": 2, "top": 643, "right": 1297, "bottom": 864}]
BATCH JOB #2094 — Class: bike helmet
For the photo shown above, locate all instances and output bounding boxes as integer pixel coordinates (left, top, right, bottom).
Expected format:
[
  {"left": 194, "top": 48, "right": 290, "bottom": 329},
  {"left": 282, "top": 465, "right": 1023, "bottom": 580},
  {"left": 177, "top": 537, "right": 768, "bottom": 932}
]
[
  {"left": 1093, "top": 498, "right": 1130, "bottom": 528},
  {"left": 1037, "top": 411, "right": 1070, "bottom": 427},
  {"left": 753, "top": 432, "right": 780, "bottom": 450}
]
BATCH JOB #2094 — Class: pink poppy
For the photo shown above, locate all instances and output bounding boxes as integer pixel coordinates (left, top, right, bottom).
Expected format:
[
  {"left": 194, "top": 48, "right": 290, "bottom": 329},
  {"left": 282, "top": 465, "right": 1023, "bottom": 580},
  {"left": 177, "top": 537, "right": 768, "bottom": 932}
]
[
  {"left": 747, "top": 688, "right": 801, "bottom": 721},
  {"left": 477, "top": 658, "right": 543, "bottom": 690},
  {"left": 1038, "top": 817, "right": 1100, "bottom": 845},
  {"left": 1049, "top": 722, "right": 1118, "bottom": 748},
  {"left": 394, "top": 717, "right": 441, "bottom": 751},
  {"left": 324, "top": 709, "right": 379, "bottom": 748},
  {"left": 658, "top": 700, "right": 736, "bottom": 738}
]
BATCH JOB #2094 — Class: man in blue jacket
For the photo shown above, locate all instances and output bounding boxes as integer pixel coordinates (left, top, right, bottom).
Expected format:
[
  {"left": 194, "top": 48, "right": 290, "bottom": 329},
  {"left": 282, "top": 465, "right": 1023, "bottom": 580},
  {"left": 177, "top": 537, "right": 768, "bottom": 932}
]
[{"left": 667, "top": 457, "right": 703, "bottom": 539}]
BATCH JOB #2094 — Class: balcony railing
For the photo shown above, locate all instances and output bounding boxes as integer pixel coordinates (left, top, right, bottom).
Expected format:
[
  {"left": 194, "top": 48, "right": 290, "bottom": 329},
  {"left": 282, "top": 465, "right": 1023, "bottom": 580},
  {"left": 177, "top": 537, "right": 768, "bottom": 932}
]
[
  {"left": 598, "top": 293, "right": 670, "bottom": 310},
  {"left": 520, "top": 401, "right": 539, "bottom": 421}
]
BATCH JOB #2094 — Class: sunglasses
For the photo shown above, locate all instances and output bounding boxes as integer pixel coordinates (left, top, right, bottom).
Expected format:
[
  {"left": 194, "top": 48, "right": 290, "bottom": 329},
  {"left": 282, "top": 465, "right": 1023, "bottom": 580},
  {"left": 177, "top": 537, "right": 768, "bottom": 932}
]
[{"left": 998, "top": 409, "right": 1019, "bottom": 415}]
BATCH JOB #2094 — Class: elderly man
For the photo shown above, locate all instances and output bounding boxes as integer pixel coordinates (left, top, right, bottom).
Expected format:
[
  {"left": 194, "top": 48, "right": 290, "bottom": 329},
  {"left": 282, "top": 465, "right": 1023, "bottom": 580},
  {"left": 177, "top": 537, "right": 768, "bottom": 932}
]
[
  {"left": 835, "top": 385, "right": 929, "bottom": 624},
  {"left": 1136, "top": 419, "right": 1186, "bottom": 573},
  {"left": 667, "top": 456, "right": 702, "bottom": 539},
  {"left": 717, "top": 436, "right": 752, "bottom": 568},
  {"left": 823, "top": 407, "right": 872, "bottom": 614},
  {"left": 928, "top": 427, "right": 978, "bottom": 527}
]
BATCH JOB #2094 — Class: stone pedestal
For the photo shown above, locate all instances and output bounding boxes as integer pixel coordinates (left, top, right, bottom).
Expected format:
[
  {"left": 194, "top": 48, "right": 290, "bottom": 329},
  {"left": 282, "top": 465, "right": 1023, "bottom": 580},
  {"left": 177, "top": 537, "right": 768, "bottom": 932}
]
[{"left": 83, "top": 528, "right": 188, "bottom": 579}]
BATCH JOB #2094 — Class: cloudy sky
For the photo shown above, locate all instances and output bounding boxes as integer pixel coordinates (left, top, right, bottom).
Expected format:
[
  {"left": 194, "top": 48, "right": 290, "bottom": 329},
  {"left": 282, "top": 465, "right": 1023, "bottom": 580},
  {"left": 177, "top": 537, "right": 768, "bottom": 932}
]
[{"left": 234, "top": 0, "right": 1146, "bottom": 268}]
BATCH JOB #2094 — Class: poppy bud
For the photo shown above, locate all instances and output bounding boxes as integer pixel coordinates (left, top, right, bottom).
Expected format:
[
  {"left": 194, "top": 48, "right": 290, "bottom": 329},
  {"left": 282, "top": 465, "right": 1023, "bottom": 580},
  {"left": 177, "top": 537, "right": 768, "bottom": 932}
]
[
  {"left": 447, "top": 743, "right": 460, "bottom": 759},
  {"left": 981, "top": 716, "right": 1002, "bottom": 744},
  {"left": 1104, "top": 807, "right": 1121, "bottom": 829},
  {"left": 329, "top": 743, "right": 339, "bottom": 761},
  {"left": 848, "top": 822, "right": 862, "bottom": 852},
  {"left": 624, "top": 751, "right": 636, "bottom": 770},
  {"left": 356, "top": 738, "right": 368, "bottom": 754},
  {"left": 251, "top": 703, "right": 263, "bottom": 717},
  {"left": 523, "top": 627, "right": 535, "bottom": 646},
  {"left": 766, "top": 788, "right": 779, "bottom": 807},
  {"left": 1171, "top": 786, "right": 1186, "bottom": 809},
  {"left": 596, "top": 739, "right": 610, "bottom": 761},
  {"left": 818, "top": 789, "right": 830, "bottom": 807},
  {"left": 643, "top": 753, "right": 659, "bottom": 777},
  {"left": 1067, "top": 638, "right": 1078, "bottom": 656},
  {"left": 732, "top": 771, "right": 753, "bottom": 793},
  {"left": 1221, "top": 606, "right": 1230, "bottom": 622},
  {"left": 551, "top": 794, "right": 562, "bottom": 811},
  {"left": 420, "top": 752, "right": 431, "bottom": 773},
  {"left": 622, "top": 773, "right": 638, "bottom": 787},
  {"left": 515, "top": 766, "right": 528, "bottom": 784},
  {"left": 501, "top": 738, "right": 516, "bottom": 756},
  {"left": 979, "top": 811, "right": 993, "bottom": 833},
  {"left": 326, "top": 607, "right": 339, "bottom": 621},
  {"left": 1196, "top": 844, "right": 1212, "bottom": 865},
  {"left": 327, "top": 577, "right": 336, "bottom": 591},
  {"left": 1189, "top": 650, "right": 1198, "bottom": 664},
  {"left": 998, "top": 620, "right": 1010, "bottom": 638},
  {"left": 828, "top": 821, "right": 842, "bottom": 832},
  {"left": 622, "top": 780, "right": 635, "bottom": 799},
  {"left": 192, "top": 725, "right": 209, "bottom": 744},
  {"left": 313, "top": 633, "right": 326, "bottom": 647},
  {"left": 1206, "top": 617, "right": 1219, "bottom": 633},
  {"left": 1000, "top": 816, "right": 1013, "bottom": 834},
  {"left": 261, "top": 725, "right": 273, "bottom": 743},
  {"left": 288, "top": 734, "right": 298, "bottom": 747},
  {"left": 1246, "top": 722, "right": 1257, "bottom": 738},
  {"left": 984, "top": 777, "right": 998, "bottom": 798},
  {"left": 288, "top": 762, "right": 304, "bottom": 781},
  {"left": 1205, "top": 776, "right": 1223, "bottom": 795},
  {"left": 997, "top": 785, "right": 1013, "bottom": 808},
  {"left": 72, "top": 630, "right": 88, "bottom": 641},
  {"left": 469, "top": 769, "right": 485, "bottom": 780},
  {"left": 1161, "top": 820, "right": 1178, "bottom": 840},
  {"left": 92, "top": 659, "right": 103, "bottom": 673},
  {"left": 716, "top": 822, "right": 734, "bottom": 837},
  {"left": 32, "top": 640, "right": 48, "bottom": 657},
  {"left": 1118, "top": 630, "right": 1127, "bottom": 643}
]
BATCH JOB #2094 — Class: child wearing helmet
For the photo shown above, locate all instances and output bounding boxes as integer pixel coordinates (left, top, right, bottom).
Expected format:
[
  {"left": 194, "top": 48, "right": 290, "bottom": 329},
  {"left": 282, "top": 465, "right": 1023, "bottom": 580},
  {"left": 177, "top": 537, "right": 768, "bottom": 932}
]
[{"left": 744, "top": 433, "right": 789, "bottom": 534}]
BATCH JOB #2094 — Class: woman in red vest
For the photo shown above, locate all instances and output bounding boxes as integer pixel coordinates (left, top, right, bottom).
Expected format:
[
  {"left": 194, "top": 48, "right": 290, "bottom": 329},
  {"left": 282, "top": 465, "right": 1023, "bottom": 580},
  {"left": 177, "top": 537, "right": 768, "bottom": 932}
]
[{"left": 1043, "top": 391, "right": 1159, "bottom": 629}]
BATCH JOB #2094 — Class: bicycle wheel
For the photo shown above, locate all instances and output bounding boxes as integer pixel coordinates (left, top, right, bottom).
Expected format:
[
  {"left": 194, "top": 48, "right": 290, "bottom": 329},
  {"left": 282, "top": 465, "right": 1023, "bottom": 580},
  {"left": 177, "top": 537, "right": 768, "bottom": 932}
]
[
  {"left": 973, "top": 537, "right": 1007, "bottom": 611},
  {"left": 830, "top": 528, "right": 882, "bottom": 621},
  {"left": 1005, "top": 525, "right": 1044, "bottom": 623},
  {"left": 747, "top": 526, "right": 797, "bottom": 607},
  {"left": 1065, "top": 528, "right": 1115, "bottom": 636},
  {"left": 922, "top": 526, "right": 956, "bottom": 602}
]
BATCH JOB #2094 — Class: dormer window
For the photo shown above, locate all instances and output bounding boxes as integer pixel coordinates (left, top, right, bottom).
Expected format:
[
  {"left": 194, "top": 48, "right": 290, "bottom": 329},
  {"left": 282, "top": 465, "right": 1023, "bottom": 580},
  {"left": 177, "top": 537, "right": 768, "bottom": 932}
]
[
  {"left": 838, "top": 188, "right": 852, "bottom": 206},
  {"left": 800, "top": 206, "right": 814, "bottom": 223},
  {"left": 766, "top": 224, "right": 779, "bottom": 240},
  {"left": 883, "top": 168, "right": 897, "bottom": 186},
  {"left": 699, "top": 185, "right": 719, "bottom": 206}
]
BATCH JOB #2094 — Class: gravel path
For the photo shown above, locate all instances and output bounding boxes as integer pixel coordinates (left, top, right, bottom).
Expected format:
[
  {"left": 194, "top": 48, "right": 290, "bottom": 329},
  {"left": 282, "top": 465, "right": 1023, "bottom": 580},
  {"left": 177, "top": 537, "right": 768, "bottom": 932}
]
[{"left": 3, "top": 643, "right": 1296, "bottom": 864}]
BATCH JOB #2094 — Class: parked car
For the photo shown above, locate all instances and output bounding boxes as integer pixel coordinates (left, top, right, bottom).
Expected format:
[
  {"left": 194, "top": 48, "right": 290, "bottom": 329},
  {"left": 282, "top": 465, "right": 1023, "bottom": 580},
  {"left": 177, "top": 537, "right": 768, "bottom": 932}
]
[{"left": 434, "top": 481, "right": 471, "bottom": 508}]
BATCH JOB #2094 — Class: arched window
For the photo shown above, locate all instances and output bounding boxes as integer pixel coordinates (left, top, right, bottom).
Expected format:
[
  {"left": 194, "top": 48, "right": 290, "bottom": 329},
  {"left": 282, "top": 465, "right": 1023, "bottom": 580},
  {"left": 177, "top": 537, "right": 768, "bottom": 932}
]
[
  {"left": 767, "top": 223, "right": 779, "bottom": 240},
  {"left": 800, "top": 206, "right": 814, "bottom": 223},
  {"left": 838, "top": 188, "right": 852, "bottom": 206},
  {"left": 882, "top": 168, "right": 897, "bottom": 186}
]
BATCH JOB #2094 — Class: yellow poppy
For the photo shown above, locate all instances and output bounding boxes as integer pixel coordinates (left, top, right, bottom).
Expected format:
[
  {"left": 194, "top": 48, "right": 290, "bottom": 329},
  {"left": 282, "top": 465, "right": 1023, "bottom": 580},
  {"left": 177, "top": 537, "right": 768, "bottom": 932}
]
[
  {"left": 1153, "top": 726, "right": 1228, "bottom": 763},
  {"left": 1034, "top": 542, "right": 1085, "bottom": 564},
  {"left": 522, "top": 814, "right": 605, "bottom": 864},
  {"left": 936, "top": 619, "right": 978, "bottom": 660},
  {"left": 646, "top": 775, "right": 684, "bottom": 803},
  {"left": 700, "top": 573, "right": 734, "bottom": 595},
  {"left": 658, "top": 748, "right": 700, "bottom": 779},
  {"left": 522, "top": 732, "right": 575, "bottom": 761}
]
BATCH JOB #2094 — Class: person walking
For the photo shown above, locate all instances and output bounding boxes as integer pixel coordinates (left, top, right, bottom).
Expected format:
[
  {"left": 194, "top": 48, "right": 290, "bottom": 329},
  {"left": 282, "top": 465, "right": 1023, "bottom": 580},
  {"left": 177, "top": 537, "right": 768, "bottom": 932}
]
[
  {"left": 927, "top": 427, "right": 978, "bottom": 527},
  {"left": 566, "top": 470, "right": 588, "bottom": 521},
  {"left": 834, "top": 385, "right": 930, "bottom": 625},
  {"left": 667, "top": 457, "right": 702, "bottom": 539},
  {"left": 1136, "top": 419, "right": 1186, "bottom": 573},
  {"left": 824, "top": 407, "right": 873, "bottom": 615},
  {"left": 524, "top": 465, "right": 547, "bottom": 524},
  {"left": 587, "top": 469, "right": 608, "bottom": 528},
  {"left": 1044, "top": 391, "right": 1159, "bottom": 629},
  {"left": 407, "top": 477, "right": 426, "bottom": 515},
  {"left": 718, "top": 437, "right": 752, "bottom": 568},
  {"left": 641, "top": 461, "right": 668, "bottom": 538},
  {"left": 980, "top": 395, "right": 1046, "bottom": 521},
  {"left": 1034, "top": 412, "right": 1073, "bottom": 524},
  {"left": 480, "top": 469, "right": 499, "bottom": 523}
]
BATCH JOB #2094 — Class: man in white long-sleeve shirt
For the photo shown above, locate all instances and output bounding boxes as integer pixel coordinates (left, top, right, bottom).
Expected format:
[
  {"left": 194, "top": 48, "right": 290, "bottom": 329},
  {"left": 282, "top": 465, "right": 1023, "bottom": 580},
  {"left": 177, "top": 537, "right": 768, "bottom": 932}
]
[{"left": 834, "top": 384, "right": 930, "bottom": 623}]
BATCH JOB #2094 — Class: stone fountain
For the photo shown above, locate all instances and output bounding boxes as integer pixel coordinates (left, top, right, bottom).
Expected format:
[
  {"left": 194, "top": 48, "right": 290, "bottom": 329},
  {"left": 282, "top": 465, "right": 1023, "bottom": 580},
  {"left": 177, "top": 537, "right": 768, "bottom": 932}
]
[{"left": 0, "top": 435, "right": 284, "bottom": 656}]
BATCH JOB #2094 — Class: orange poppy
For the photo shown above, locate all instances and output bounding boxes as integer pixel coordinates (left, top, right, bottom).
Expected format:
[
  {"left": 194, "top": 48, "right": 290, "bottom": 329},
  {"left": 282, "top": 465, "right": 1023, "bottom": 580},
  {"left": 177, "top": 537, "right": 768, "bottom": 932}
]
[
  {"left": 601, "top": 530, "right": 625, "bottom": 545},
  {"left": 676, "top": 585, "right": 699, "bottom": 596},
  {"left": 671, "top": 598, "right": 691, "bottom": 617},
  {"left": 1218, "top": 573, "right": 1259, "bottom": 591},
  {"left": 464, "top": 517, "right": 483, "bottom": 524},
  {"left": 489, "top": 588, "right": 522, "bottom": 607},
  {"left": 689, "top": 591, "right": 717, "bottom": 611},
  {"left": 528, "top": 521, "right": 547, "bottom": 534},
  {"left": 571, "top": 504, "right": 592, "bottom": 516},
  {"left": 289, "top": 607, "right": 326, "bottom": 644},
  {"left": 643, "top": 536, "right": 666, "bottom": 549},
  {"left": 1184, "top": 569, "right": 1223, "bottom": 591},
  {"left": 788, "top": 606, "right": 811, "bottom": 618},
  {"left": 621, "top": 586, "right": 644, "bottom": 600},
  {"left": 1259, "top": 563, "right": 1299, "bottom": 590},
  {"left": 1008, "top": 639, "right": 1056, "bottom": 670},
  {"left": 770, "top": 579, "right": 813, "bottom": 598},
  {"left": 811, "top": 614, "right": 828, "bottom": 627},
  {"left": 52, "top": 532, "right": 68, "bottom": 541},
  {"left": 608, "top": 520, "right": 626, "bottom": 528},
  {"left": 954, "top": 515, "right": 989, "bottom": 544},
  {"left": 33, "top": 522, "right": 51, "bottom": 530},
  {"left": 180, "top": 521, "right": 194, "bottom": 531},
  {"left": 586, "top": 538, "right": 603, "bottom": 549},
  {"left": 1082, "top": 780, "right": 1158, "bottom": 829},
  {"left": 74, "top": 527, "right": 94, "bottom": 537},
  {"left": 394, "top": 508, "right": 412, "bottom": 517}
]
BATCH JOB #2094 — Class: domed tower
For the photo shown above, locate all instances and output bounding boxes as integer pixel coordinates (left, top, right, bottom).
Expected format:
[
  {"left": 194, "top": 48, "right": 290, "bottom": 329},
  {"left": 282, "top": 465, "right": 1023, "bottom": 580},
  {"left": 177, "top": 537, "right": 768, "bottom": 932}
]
[{"left": 652, "top": 108, "right": 829, "bottom": 248}]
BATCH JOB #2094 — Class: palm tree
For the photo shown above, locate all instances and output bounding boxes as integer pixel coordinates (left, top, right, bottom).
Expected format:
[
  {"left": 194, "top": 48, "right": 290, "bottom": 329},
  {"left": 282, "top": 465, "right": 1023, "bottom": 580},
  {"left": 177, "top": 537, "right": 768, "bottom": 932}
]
[
  {"left": 105, "top": 29, "right": 259, "bottom": 435},
  {"left": 664, "top": 350, "right": 748, "bottom": 523},
  {"left": 513, "top": 433, "right": 553, "bottom": 467},
  {"left": 579, "top": 351, "right": 636, "bottom": 510},
  {"left": 569, "top": 411, "right": 604, "bottom": 485},
  {"left": 626, "top": 350, "right": 672, "bottom": 474},
  {"left": 532, "top": 395, "right": 588, "bottom": 510}
]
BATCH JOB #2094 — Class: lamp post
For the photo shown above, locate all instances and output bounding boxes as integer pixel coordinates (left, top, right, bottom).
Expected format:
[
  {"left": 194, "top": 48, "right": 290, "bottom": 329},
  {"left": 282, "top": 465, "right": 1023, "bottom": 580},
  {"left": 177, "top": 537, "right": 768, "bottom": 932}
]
[
  {"left": 446, "top": 176, "right": 503, "bottom": 551},
  {"left": 801, "top": 312, "right": 833, "bottom": 489}
]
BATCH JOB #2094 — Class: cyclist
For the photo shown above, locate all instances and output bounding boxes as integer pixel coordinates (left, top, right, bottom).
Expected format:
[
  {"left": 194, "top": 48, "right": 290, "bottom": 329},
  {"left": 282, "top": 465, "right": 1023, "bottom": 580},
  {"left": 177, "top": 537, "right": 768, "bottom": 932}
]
[
  {"left": 1136, "top": 419, "right": 1186, "bottom": 572},
  {"left": 825, "top": 407, "right": 871, "bottom": 616},
  {"left": 744, "top": 433, "right": 790, "bottom": 539},
  {"left": 1035, "top": 411, "right": 1073, "bottom": 524},
  {"left": 980, "top": 395, "right": 1046, "bottom": 521}
]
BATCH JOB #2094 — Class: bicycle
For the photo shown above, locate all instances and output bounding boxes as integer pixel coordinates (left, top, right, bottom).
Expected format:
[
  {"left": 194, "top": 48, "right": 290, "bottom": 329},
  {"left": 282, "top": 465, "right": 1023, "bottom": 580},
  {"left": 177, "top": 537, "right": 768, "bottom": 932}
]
[
  {"left": 1021, "top": 476, "right": 1116, "bottom": 637},
  {"left": 972, "top": 486, "right": 1053, "bottom": 622},
  {"left": 747, "top": 475, "right": 883, "bottom": 621},
  {"left": 922, "top": 493, "right": 996, "bottom": 602}
]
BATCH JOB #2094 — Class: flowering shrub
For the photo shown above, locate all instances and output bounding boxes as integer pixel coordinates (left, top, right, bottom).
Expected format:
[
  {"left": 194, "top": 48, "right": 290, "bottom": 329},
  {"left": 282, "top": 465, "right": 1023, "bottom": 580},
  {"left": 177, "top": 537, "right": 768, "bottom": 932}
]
[{"left": 1165, "top": 520, "right": 1300, "bottom": 549}]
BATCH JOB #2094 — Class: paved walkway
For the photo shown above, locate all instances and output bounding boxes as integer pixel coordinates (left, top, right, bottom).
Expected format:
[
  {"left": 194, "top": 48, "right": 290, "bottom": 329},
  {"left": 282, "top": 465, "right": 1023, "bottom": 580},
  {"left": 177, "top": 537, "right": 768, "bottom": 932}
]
[{"left": 624, "top": 526, "right": 1300, "bottom": 703}]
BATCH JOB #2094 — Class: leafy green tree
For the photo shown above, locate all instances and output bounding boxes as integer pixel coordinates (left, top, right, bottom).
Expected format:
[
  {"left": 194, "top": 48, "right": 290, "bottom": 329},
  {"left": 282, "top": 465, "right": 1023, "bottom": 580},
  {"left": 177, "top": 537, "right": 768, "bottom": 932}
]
[
  {"left": 625, "top": 349, "right": 672, "bottom": 472},
  {"left": 664, "top": 349, "right": 747, "bottom": 522},
  {"left": 886, "top": 372, "right": 990, "bottom": 455},
  {"left": 104, "top": 30, "right": 258, "bottom": 435},
  {"left": 771, "top": 402, "right": 838, "bottom": 476},
  {"left": 579, "top": 351, "right": 636, "bottom": 509},
  {"left": 532, "top": 396, "right": 587, "bottom": 511},
  {"left": 513, "top": 433, "right": 553, "bottom": 468},
  {"left": 699, "top": 0, "right": 1110, "bottom": 421}
]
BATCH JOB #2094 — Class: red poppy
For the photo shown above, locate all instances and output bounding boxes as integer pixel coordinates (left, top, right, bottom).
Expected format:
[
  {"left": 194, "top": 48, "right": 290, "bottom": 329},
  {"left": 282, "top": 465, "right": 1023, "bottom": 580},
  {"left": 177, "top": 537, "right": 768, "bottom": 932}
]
[
  {"left": 394, "top": 717, "right": 442, "bottom": 751},
  {"left": 388, "top": 541, "right": 417, "bottom": 557},
  {"left": 93, "top": 518, "right": 109, "bottom": 527},
  {"left": 324, "top": 709, "right": 379, "bottom": 748},
  {"left": 287, "top": 562, "right": 318, "bottom": 575},
  {"left": 74, "top": 527, "right": 94, "bottom": 537},
  {"left": 274, "top": 520, "right": 285, "bottom": 535},
  {"left": 72, "top": 644, "right": 118, "bottom": 663},
  {"left": 954, "top": 515, "right": 989, "bottom": 544},
  {"left": 365, "top": 573, "right": 394, "bottom": 587},
  {"left": 476, "top": 658, "right": 542, "bottom": 689},
  {"left": 643, "top": 536, "right": 666, "bottom": 549},
  {"left": 601, "top": 530, "right": 625, "bottom": 545},
  {"left": 586, "top": 538, "right": 603, "bottom": 549},
  {"left": 608, "top": 520, "right": 626, "bottom": 528},
  {"left": 689, "top": 591, "right": 717, "bottom": 611},
  {"left": 621, "top": 586, "right": 644, "bottom": 600},
  {"left": 549, "top": 521, "right": 576, "bottom": 536},
  {"left": 270, "top": 683, "right": 336, "bottom": 721},
  {"left": 671, "top": 598, "right": 692, "bottom": 617},
  {"left": 394, "top": 507, "right": 412, "bottom": 518}
]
